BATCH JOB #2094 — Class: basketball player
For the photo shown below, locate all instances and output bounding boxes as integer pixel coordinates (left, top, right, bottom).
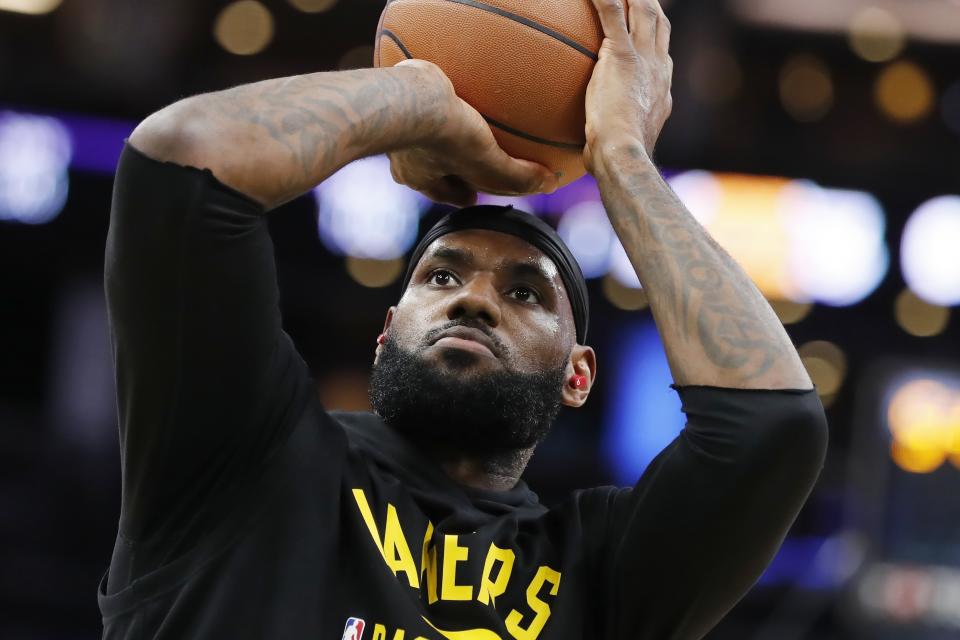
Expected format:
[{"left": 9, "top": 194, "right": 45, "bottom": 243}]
[{"left": 99, "top": 0, "right": 827, "bottom": 638}]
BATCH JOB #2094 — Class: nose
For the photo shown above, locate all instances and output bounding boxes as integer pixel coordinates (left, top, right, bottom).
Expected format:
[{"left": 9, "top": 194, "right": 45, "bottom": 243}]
[{"left": 445, "top": 275, "right": 502, "bottom": 328}]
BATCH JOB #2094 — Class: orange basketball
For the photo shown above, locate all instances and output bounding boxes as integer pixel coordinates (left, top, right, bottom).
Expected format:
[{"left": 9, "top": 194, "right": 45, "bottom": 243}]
[{"left": 374, "top": 0, "right": 603, "bottom": 187}]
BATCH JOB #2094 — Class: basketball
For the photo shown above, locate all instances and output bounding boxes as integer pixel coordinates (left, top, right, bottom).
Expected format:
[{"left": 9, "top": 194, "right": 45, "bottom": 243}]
[{"left": 374, "top": 0, "right": 603, "bottom": 187}]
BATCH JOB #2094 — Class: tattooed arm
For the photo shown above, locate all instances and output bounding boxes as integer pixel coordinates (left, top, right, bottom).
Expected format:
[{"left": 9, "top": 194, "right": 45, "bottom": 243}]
[
  {"left": 130, "top": 61, "right": 556, "bottom": 209},
  {"left": 585, "top": 0, "right": 809, "bottom": 388}
]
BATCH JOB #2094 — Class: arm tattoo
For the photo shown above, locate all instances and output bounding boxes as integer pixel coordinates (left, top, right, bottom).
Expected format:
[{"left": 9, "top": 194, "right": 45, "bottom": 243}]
[
  {"left": 604, "top": 144, "right": 791, "bottom": 381},
  {"left": 208, "top": 69, "right": 446, "bottom": 202}
]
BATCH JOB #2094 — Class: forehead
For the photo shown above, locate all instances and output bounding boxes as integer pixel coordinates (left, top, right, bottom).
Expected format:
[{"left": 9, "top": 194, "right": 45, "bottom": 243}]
[{"left": 419, "top": 229, "right": 562, "bottom": 285}]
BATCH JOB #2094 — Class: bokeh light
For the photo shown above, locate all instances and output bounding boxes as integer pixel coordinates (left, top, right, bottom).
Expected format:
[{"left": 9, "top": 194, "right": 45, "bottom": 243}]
[
  {"left": 315, "top": 154, "right": 429, "bottom": 259},
  {"left": 339, "top": 44, "right": 375, "bottom": 70},
  {"left": 602, "top": 274, "right": 648, "bottom": 311},
  {"left": 346, "top": 257, "right": 405, "bottom": 289},
  {"left": 901, "top": 196, "right": 960, "bottom": 306},
  {"left": 782, "top": 182, "right": 889, "bottom": 306},
  {"left": 0, "top": 0, "right": 60, "bottom": 14},
  {"left": 557, "top": 201, "right": 615, "bottom": 279},
  {"left": 875, "top": 61, "right": 935, "bottom": 124},
  {"left": 887, "top": 378, "right": 960, "bottom": 473},
  {"left": 895, "top": 289, "right": 950, "bottom": 338},
  {"left": 0, "top": 112, "right": 72, "bottom": 225},
  {"left": 848, "top": 7, "right": 906, "bottom": 63},
  {"left": 780, "top": 54, "right": 834, "bottom": 122},
  {"left": 214, "top": 0, "right": 275, "bottom": 56},
  {"left": 667, "top": 170, "right": 720, "bottom": 226},
  {"left": 799, "top": 340, "right": 848, "bottom": 403},
  {"left": 607, "top": 239, "right": 641, "bottom": 289},
  {"left": 654, "top": 171, "right": 889, "bottom": 306},
  {"left": 288, "top": 0, "right": 338, "bottom": 13}
]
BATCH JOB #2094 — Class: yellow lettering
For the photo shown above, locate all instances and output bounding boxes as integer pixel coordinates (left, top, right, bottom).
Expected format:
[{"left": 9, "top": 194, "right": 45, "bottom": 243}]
[
  {"left": 372, "top": 624, "right": 406, "bottom": 640},
  {"left": 351, "top": 489, "right": 419, "bottom": 588},
  {"left": 383, "top": 505, "right": 419, "bottom": 587},
  {"left": 477, "top": 544, "right": 515, "bottom": 606},
  {"left": 421, "top": 521, "right": 439, "bottom": 604},
  {"left": 441, "top": 535, "right": 473, "bottom": 601},
  {"left": 505, "top": 566, "right": 561, "bottom": 640},
  {"left": 423, "top": 616, "right": 503, "bottom": 640}
]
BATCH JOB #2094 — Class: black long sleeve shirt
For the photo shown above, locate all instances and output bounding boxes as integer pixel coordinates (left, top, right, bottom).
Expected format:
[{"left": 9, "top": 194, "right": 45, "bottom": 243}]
[{"left": 98, "top": 143, "right": 828, "bottom": 640}]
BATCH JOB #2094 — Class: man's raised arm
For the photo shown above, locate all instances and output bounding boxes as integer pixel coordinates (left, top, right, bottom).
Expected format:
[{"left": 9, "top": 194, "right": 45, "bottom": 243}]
[
  {"left": 584, "top": 1, "right": 810, "bottom": 390},
  {"left": 574, "top": 1, "right": 827, "bottom": 638},
  {"left": 131, "top": 61, "right": 556, "bottom": 209}
]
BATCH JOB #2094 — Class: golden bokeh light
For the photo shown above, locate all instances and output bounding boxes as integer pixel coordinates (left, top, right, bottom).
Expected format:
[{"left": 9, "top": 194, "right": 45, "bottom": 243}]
[
  {"left": 214, "top": 0, "right": 275, "bottom": 56},
  {"left": 895, "top": 289, "right": 950, "bottom": 337},
  {"left": 848, "top": 7, "right": 906, "bottom": 63},
  {"left": 770, "top": 299, "right": 814, "bottom": 325},
  {"left": 891, "top": 439, "right": 946, "bottom": 474},
  {"left": 780, "top": 54, "right": 834, "bottom": 122},
  {"left": 288, "top": 0, "right": 338, "bottom": 13},
  {"left": 887, "top": 379, "right": 960, "bottom": 473},
  {"left": 339, "top": 45, "right": 376, "bottom": 70},
  {"left": 799, "top": 340, "right": 847, "bottom": 397},
  {"left": 0, "top": 0, "right": 61, "bottom": 14},
  {"left": 603, "top": 275, "right": 648, "bottom": 312},
  {"left": 346, "top": 256, "right": 405, "bottom": 288},
  {"left": 875, "top": 61, "right": 935, "bottom": 124}
]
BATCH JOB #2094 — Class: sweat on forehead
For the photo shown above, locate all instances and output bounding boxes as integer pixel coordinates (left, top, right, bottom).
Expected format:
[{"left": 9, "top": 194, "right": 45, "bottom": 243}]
[{"left": 400, "top": 205, "right": 590, "bottom": 344}]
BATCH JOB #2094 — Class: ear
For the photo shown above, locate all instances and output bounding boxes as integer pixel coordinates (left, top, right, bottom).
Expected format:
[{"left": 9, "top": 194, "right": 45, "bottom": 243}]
[
  {"left": 374, "top": 306, "right": 396, "bottom": 365},
  {"left": 561, "top": 344, "right": 597, "bottom": 408}
]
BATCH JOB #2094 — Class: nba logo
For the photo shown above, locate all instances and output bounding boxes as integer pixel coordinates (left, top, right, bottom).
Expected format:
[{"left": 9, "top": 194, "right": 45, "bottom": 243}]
[{"left": 342, "top": 617, "right": 365, "bottom": 640}]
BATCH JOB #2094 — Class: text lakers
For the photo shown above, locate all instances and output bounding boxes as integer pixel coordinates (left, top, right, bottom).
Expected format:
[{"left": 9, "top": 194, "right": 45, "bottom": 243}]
[{"left": 352, "top": 489, "right": 562, "bottom": 640}]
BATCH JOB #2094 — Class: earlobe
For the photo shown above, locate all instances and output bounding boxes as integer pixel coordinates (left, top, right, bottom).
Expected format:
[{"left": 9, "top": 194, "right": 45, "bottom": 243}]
[
  {"left": 561, "top": 345, "right": 597, "bottom": 409},
  {"left": 374, "top": 306, "right": 397, "bottom": 364}
]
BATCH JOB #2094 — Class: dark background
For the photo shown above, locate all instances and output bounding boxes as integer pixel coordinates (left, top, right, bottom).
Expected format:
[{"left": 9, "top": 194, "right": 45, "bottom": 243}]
[{"left": 1, "top": 0, "right": 959, "bottom": 638}]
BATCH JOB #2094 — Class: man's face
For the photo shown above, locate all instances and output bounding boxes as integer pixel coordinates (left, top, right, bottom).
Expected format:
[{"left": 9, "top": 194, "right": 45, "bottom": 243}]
[{"left": 369, "top": 229, "right": 593, "bottom": 452}]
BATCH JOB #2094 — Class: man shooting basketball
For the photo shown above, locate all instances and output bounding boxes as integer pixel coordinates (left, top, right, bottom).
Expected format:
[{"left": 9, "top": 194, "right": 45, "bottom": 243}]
[{"left": 99, "top": 0, "right": 827, "bottom": 638}]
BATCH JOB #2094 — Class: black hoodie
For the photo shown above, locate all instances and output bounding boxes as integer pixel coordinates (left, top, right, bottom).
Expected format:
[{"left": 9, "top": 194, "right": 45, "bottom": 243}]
[{"left": 98, "top": 144, "right": 828, "bottom": 640}]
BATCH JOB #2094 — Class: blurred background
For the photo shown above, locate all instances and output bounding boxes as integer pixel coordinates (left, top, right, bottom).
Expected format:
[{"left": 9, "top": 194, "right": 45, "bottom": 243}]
[{"left": 1, "top": 0, "right": 959, "bottom": 638}]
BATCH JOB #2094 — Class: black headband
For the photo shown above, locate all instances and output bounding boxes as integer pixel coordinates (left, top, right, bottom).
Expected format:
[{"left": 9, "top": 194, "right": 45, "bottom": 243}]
[{"left": 401, "top": 205, "right": 589, "bottom": 344}]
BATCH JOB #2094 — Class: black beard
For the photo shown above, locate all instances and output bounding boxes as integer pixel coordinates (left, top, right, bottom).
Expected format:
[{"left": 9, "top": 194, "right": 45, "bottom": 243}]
[{"left": 369, "top": 337, "right": 566, "bottom": 454}]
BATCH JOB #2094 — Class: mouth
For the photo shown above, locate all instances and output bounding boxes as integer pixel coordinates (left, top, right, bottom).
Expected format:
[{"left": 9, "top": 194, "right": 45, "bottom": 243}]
[{"left": 429, "top": 326, "right": 499, "bottom": 359}]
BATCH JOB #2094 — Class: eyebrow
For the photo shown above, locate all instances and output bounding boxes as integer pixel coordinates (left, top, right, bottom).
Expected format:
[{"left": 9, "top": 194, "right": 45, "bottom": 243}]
[{"left": 425, "top": 246, "right": 558, "bottom": 294}]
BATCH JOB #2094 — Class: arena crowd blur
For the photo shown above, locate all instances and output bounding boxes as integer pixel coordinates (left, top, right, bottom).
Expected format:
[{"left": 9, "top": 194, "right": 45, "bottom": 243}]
[{"left": 1, "top": 0, "right": 959, "bottom": 638}]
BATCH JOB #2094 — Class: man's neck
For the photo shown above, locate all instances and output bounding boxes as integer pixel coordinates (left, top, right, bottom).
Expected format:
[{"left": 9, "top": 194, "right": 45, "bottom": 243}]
[{"left": 412, "top": 439, "right": 534, "bottom": 492}]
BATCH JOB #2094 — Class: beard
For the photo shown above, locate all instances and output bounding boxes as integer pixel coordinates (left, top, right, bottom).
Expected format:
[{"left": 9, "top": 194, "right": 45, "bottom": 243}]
[{"left": 369, "top": 336, "right": 567, "bottom": 454}]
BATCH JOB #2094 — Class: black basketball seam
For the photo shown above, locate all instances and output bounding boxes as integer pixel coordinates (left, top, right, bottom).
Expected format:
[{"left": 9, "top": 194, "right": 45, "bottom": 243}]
[
  {"left": 380, "top": 29, "right": 414, "bottom": 60},
  {"left": 441, "top": 0, "right": 599, "bottom": 61},
  {"left": 483, "top": 115, "right": 585, "bottom": 150}
]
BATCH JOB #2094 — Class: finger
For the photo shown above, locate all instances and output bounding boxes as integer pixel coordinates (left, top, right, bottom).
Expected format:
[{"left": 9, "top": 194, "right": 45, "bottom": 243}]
[
  {"left": 628, "top": 0, "right": 661, "bottom": 51},
  {"left": 422, "top": 177, "right": 478, "bottom": 207},
  {"left": 656, "top": 10, "right": 671, "bottom": 56},
  {"left": 590, "top": 0, "right": 629, "bottom": 41},
  {"left": 474, "top": 143, "right": 558, "bottom": 195}
]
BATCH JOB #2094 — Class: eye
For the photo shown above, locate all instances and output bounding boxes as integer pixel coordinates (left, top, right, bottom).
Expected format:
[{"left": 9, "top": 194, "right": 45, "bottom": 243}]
[
  {"left": 509, "top": 286, "right": 541, "bottom": 305},
  {"left": 428, "top": 269, "right": 458, "bottom": 287}
]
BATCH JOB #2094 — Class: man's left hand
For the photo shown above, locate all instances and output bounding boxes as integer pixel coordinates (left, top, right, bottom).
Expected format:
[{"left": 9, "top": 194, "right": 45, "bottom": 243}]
[{"left": 583, "top": 0, "right": 674, "bottom": 172}]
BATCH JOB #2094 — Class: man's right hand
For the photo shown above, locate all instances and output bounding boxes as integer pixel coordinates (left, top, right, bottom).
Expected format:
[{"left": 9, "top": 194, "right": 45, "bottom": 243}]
[{"left": 386, "top": 59, "right": 558, "bottom": 206}]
